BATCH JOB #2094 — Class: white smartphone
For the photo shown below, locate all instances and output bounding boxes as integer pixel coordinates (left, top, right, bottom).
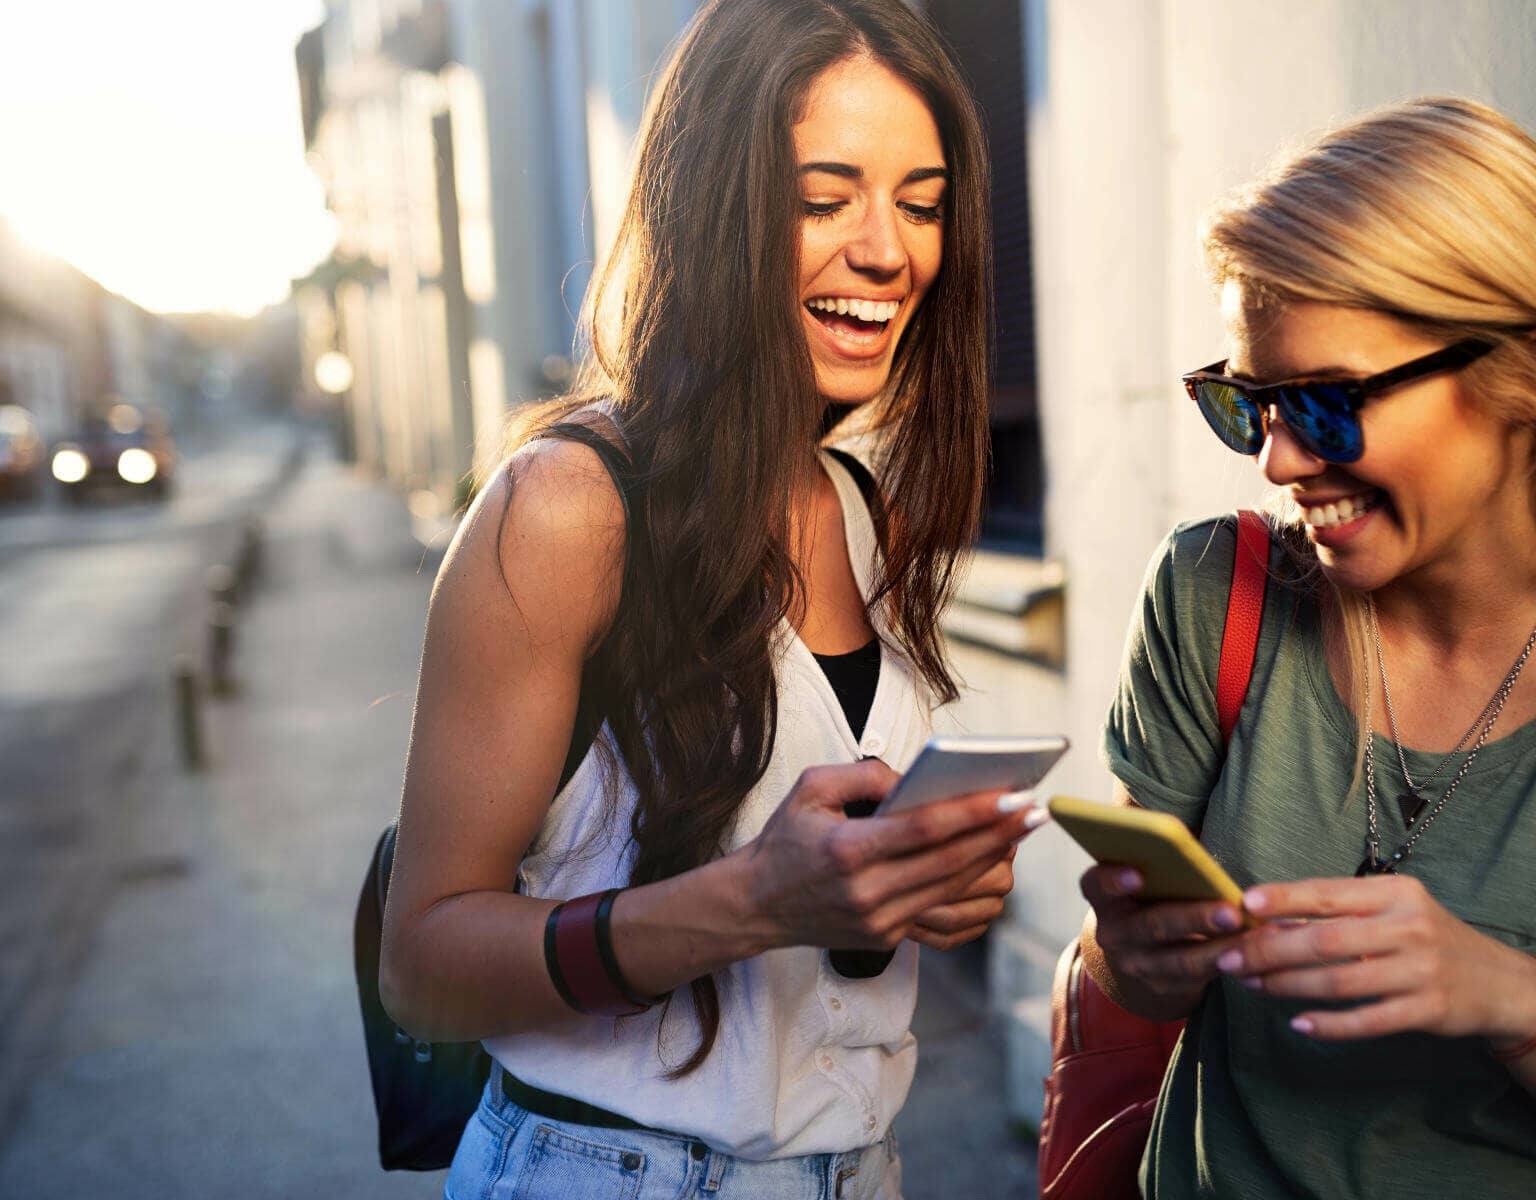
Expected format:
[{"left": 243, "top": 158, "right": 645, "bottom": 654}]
[{"left": 874, "top": 734, "right": 1070, "bottom": 816}]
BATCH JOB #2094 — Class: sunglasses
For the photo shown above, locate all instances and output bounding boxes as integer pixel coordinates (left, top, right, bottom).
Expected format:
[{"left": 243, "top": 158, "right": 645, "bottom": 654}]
[{"left": 1182, "top": 338, "right": 1495, "bottom": 463}]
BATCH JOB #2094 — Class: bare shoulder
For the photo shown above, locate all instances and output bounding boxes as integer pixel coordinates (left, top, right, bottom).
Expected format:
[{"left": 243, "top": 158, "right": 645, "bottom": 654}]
[{"left": 434, "top": 435, "right": 627, "bottom": 658}]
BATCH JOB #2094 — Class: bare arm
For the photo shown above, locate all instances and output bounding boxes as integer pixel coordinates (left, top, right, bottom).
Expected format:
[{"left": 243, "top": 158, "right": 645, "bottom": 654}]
[
  {"left": 380, "top": 439, "right": 1038, "bottom": 1042},
  {"left": 379, "top": 437, "right": 639, "bottom": 1039}
]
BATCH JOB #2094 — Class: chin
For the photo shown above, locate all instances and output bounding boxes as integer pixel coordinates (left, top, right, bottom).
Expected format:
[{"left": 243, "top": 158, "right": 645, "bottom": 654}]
[
  {"left": 1316, "top": 551, "right": 1401, "bottom": 596},
  {"left": 812, "top": 366, "right": 893, "bottom": 407}
]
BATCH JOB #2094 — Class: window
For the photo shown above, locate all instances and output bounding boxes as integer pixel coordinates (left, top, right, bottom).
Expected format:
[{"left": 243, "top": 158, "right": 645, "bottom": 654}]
[{"left": 923, "top": 0, "right": 1042, "bottom": 553}]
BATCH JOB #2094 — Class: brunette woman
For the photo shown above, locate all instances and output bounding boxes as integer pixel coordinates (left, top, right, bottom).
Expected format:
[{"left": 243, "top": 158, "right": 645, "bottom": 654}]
[
  {"left": 379, "top": 2, "right": 1035, "bottom": 1197},
  {"left": 1086, "top": 97, "right": 1536, "bottom": 1198}
]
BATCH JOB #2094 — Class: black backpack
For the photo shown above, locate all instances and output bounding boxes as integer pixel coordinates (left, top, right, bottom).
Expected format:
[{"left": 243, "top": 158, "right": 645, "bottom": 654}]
[
  {"left": 353, "top": 821, "right": 489, "bottom": 1170},
  {"left": 351, "top": 423, "right": 635, "bottom": 1171}
]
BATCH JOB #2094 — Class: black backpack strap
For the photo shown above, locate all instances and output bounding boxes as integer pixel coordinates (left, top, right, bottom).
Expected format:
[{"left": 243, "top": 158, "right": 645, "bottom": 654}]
[
  {"left": 535, "top": 420, "right": 636, "bottom": 793},
  {"left": 541, "top": 420, "right": 634, "bottom": 533},
  {"left": 824, "top": 446, "right": 879, "bottom": 511}
]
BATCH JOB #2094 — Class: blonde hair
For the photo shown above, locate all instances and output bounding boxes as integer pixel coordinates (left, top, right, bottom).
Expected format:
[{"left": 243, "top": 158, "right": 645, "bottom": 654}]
[{"left": 1200, "top": 96, "right": 1536, "bottom": 785}]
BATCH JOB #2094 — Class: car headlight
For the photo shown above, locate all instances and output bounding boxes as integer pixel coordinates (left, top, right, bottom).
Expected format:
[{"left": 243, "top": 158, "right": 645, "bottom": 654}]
[
  {"left": 52, "top": 448, "right": 89, "bottom": 483},
  {"left": 117, "top": 447, "right": 158, "bottom": 484}
]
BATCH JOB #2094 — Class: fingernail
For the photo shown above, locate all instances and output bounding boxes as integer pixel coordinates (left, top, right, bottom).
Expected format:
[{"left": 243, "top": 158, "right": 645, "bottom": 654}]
[
  {"left": 1213, "top": 907, "right": 1241, "bottom": 931},
  {"left": 1241, "top": 976, "right": 1263, "bottom": 991},
  {"left": 997, "top": 791, "right": 1034, "bottom": 814},
  {"left": 1243, "top": 888, "right": 1268, "bottom": 913},
  {"left": 1117, "top": 869, "right": 1141, "bottom": 891},
  {"left": 1290, "top": 1016, "right": 1315, "bottom": 1035},
  {"left": 1216, "top": 949, "right": 1242, "bottom": 973},
  {"left": 1022, "top": 807, "right": 1053, "bottom": 832}
]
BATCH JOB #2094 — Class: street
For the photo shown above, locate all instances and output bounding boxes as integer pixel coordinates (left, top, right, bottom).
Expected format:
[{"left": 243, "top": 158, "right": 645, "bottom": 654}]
[
  {"left": 0, "top": 423, "right": 303, "bottom": 1133},
  {"left": 0, "top": 430, "right": 1035, "bottom": 1197}
]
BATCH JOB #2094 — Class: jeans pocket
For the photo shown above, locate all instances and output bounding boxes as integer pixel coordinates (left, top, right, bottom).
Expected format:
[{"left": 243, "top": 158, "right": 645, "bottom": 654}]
[
  {"left": 510, "top": 1125, "right": 647, "bottom": 1200},
  {"left": 443, "top": 1088, "right": 520, "bottom": 1200}
]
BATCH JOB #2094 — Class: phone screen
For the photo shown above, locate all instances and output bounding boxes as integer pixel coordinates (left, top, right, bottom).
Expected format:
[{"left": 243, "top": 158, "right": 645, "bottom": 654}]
[{"left": 876, "top": 735, "right": 1068, "bottom": 816}]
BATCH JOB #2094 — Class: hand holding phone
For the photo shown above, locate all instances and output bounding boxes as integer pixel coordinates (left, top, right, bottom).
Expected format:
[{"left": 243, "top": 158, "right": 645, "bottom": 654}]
[
  {"left": 874, "top": 735, "right": 1069, "bottom": 816},
  {"left": 829, "top": 735, "right": 1066, "bottom": 978},
  {"left": 1047, "top": 795, "right": 1247, "bottom": 908}
]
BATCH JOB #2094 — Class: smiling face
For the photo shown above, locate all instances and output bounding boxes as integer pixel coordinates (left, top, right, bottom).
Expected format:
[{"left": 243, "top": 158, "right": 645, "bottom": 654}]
[
  {"left": 1223, "top": 282, "right": 1535, "bottom": 593},
  {"left": 793, "top": 55, "right": 946, "bottom": 405}
]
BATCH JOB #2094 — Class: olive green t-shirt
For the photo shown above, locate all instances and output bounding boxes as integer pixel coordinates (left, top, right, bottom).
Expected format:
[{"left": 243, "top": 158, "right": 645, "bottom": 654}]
[{"left": 1101, "top": 517, "right": 1536, "bottom": 1200}]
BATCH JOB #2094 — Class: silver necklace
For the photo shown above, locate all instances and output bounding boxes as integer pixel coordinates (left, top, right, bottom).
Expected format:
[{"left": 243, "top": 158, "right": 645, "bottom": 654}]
[
  {"left": 1369, "top": 600, "right": 1501, "bottom": 823},
  {"left": 1357, "top": 602, "right": 1536, "bottom": 877}
]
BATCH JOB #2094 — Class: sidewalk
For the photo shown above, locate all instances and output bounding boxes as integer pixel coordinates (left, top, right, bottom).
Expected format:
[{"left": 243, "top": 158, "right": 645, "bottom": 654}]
[{"left": 0, "top": 448, "right": 1035, "bottom": 1197}]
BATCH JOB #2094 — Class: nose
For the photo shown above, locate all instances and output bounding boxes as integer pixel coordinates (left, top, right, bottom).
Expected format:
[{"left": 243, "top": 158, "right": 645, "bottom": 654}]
[
  {"left": 1256, "top": 405, "right": 1327, "bottom": 486},
  {"left": 845, "top": 201, "right": 905, "bottom": 277}
]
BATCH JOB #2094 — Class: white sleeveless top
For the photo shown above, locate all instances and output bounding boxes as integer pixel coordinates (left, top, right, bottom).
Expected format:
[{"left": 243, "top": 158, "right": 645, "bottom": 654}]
[{"left": 485, "top": 450, "right": 935, "bottom": 1160}]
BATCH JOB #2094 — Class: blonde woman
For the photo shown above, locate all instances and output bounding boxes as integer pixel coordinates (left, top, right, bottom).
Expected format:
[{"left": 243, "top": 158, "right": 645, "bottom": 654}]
[{"left": 1081, "top": 97, "right": 1536, "bottom": 1197}]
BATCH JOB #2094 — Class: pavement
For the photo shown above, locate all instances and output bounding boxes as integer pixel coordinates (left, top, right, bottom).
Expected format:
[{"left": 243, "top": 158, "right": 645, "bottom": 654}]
[{"left": 0, "top": 439, "right": 1036, "bottom": 1198}]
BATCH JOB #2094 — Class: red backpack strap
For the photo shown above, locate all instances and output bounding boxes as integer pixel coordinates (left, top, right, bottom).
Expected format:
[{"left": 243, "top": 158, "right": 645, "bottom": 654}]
[{"left": 1216, "top": 509, "right": 1269, "bottom": 746}]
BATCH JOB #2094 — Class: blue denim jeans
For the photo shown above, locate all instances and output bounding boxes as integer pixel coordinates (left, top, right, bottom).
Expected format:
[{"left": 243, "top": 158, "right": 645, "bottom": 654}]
[{"left": 444, "top": 1068, "right": 902, "bottom": 1200}]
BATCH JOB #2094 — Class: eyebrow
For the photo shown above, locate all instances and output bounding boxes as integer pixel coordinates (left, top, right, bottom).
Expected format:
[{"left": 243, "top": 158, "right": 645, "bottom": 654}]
[
  {"left": 1226, "top": 363, "right": 1360, "bottom": 384},
  {"left": 798, "top": 162, "right": 949, "bottom": 185}
]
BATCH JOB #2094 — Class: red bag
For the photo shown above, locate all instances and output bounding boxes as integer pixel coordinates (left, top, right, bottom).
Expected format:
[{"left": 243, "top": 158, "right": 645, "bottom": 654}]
[{"left": 1036, "top": 511, "right": 1268, "bottom": 1200}]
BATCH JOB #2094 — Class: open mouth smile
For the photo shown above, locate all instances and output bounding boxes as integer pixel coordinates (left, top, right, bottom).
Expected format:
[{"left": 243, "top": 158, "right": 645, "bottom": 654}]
[
  {"left": 804, "top": 295, "right": 903, "bottom": 355},
  {"left": 1300, "top": 488, "right": 1384, "bottom": 528},
  {"left": 1299, "top": 487, "right": 1387, "bottom": 548}
]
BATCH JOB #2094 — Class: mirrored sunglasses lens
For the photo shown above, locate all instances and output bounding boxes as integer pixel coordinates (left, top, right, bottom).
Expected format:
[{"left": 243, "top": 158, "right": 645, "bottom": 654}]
[
  {"left": 1194, "top": 381, "right": 1263, "bottom": 454},
  {"left": 1280, "top": 384, "right": 1363, "bottom": 462}
]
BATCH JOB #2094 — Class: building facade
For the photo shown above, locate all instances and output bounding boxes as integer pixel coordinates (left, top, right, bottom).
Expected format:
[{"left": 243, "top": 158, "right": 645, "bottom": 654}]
[{"left": 295, "top": 0, "right": 697, "bottom": 520}]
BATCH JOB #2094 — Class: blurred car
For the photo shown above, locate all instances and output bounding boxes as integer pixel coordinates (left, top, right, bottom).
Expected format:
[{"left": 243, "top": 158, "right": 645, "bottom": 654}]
[
  {"left": 0, "top": 405, "right": 44, "bottom": 501},
  {"left": 51, "top": 403, "right": 176, "bottom": 502}
]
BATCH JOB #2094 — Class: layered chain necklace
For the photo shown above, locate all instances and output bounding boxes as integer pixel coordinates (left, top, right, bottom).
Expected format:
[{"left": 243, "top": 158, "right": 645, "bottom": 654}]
[{"left": 1356, "top": 598, "right": 1536, "bottom": 876}]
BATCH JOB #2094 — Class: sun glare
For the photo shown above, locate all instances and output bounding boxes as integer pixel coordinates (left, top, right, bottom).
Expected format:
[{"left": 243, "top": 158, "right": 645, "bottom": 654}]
[{"left": 0, "top": 0, "right": 332, "bottom": 316}]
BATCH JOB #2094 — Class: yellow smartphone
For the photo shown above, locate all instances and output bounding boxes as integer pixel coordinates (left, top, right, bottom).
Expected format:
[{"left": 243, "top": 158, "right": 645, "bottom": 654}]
[{"left": 1047, "top": 795, "right": 1246, "bottom": 907}]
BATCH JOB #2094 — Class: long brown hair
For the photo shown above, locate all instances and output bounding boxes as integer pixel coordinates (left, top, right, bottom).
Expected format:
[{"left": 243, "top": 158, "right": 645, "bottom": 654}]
[{"left": 508, "top": 0, "right": 993, "bottom": 1074}]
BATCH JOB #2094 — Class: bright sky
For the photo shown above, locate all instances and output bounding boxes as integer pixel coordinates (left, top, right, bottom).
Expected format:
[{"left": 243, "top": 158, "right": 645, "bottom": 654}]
[{"left": 0, "top": 0, "right": 336, "bottom": 316}]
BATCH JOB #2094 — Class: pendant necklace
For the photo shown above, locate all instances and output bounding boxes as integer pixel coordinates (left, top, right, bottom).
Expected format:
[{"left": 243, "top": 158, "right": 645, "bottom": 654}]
[
  {"left": 1370, "top": 605, "right": 1502, "bottom": 825},
  {"left": 1356, "top": 599, "right": 1536, "bottom": 877}
]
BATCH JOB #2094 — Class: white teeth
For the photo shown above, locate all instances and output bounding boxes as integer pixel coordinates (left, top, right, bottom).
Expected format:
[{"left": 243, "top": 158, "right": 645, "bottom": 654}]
[
  {"left": 806, "top": 297, "right": 900, "bottom": 324},
  {"left": 1302, "top": 491, "right": 1380, "bottom": 528}
]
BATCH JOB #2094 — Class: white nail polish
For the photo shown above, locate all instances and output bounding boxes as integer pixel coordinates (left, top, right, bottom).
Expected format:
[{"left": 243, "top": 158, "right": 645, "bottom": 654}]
[
  {"left": 997, "top": 790, "right": 1035, "bottom": 814},
  {"left": 1022, "top": 807, "right": 1053, "bottom": 832}
]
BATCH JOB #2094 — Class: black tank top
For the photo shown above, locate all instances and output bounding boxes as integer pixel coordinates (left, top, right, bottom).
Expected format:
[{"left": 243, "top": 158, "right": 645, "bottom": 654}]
[
  {"left": 811, "top": 447, "right": 884, "bottom": 741},
  {"left": 811, "top": 640, "right": 881, "bottom": 740}
]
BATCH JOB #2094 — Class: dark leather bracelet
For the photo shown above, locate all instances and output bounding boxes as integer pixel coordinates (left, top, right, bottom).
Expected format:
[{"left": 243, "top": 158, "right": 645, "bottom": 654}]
[
  {"left": 544, "top": 890, "right": 661, "bottom": 1015},
  {"left": 543, "top": 902, "right": 582, "bottom": 1011},
  {"left": 594, "top": 889, "right": 666, "bottom": 1010}
]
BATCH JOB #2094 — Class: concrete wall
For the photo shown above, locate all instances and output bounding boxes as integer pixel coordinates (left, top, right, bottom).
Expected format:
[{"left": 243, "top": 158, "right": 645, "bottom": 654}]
[{"left": 993, "top": 0, "right": 1536, "bottom": 1127}]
